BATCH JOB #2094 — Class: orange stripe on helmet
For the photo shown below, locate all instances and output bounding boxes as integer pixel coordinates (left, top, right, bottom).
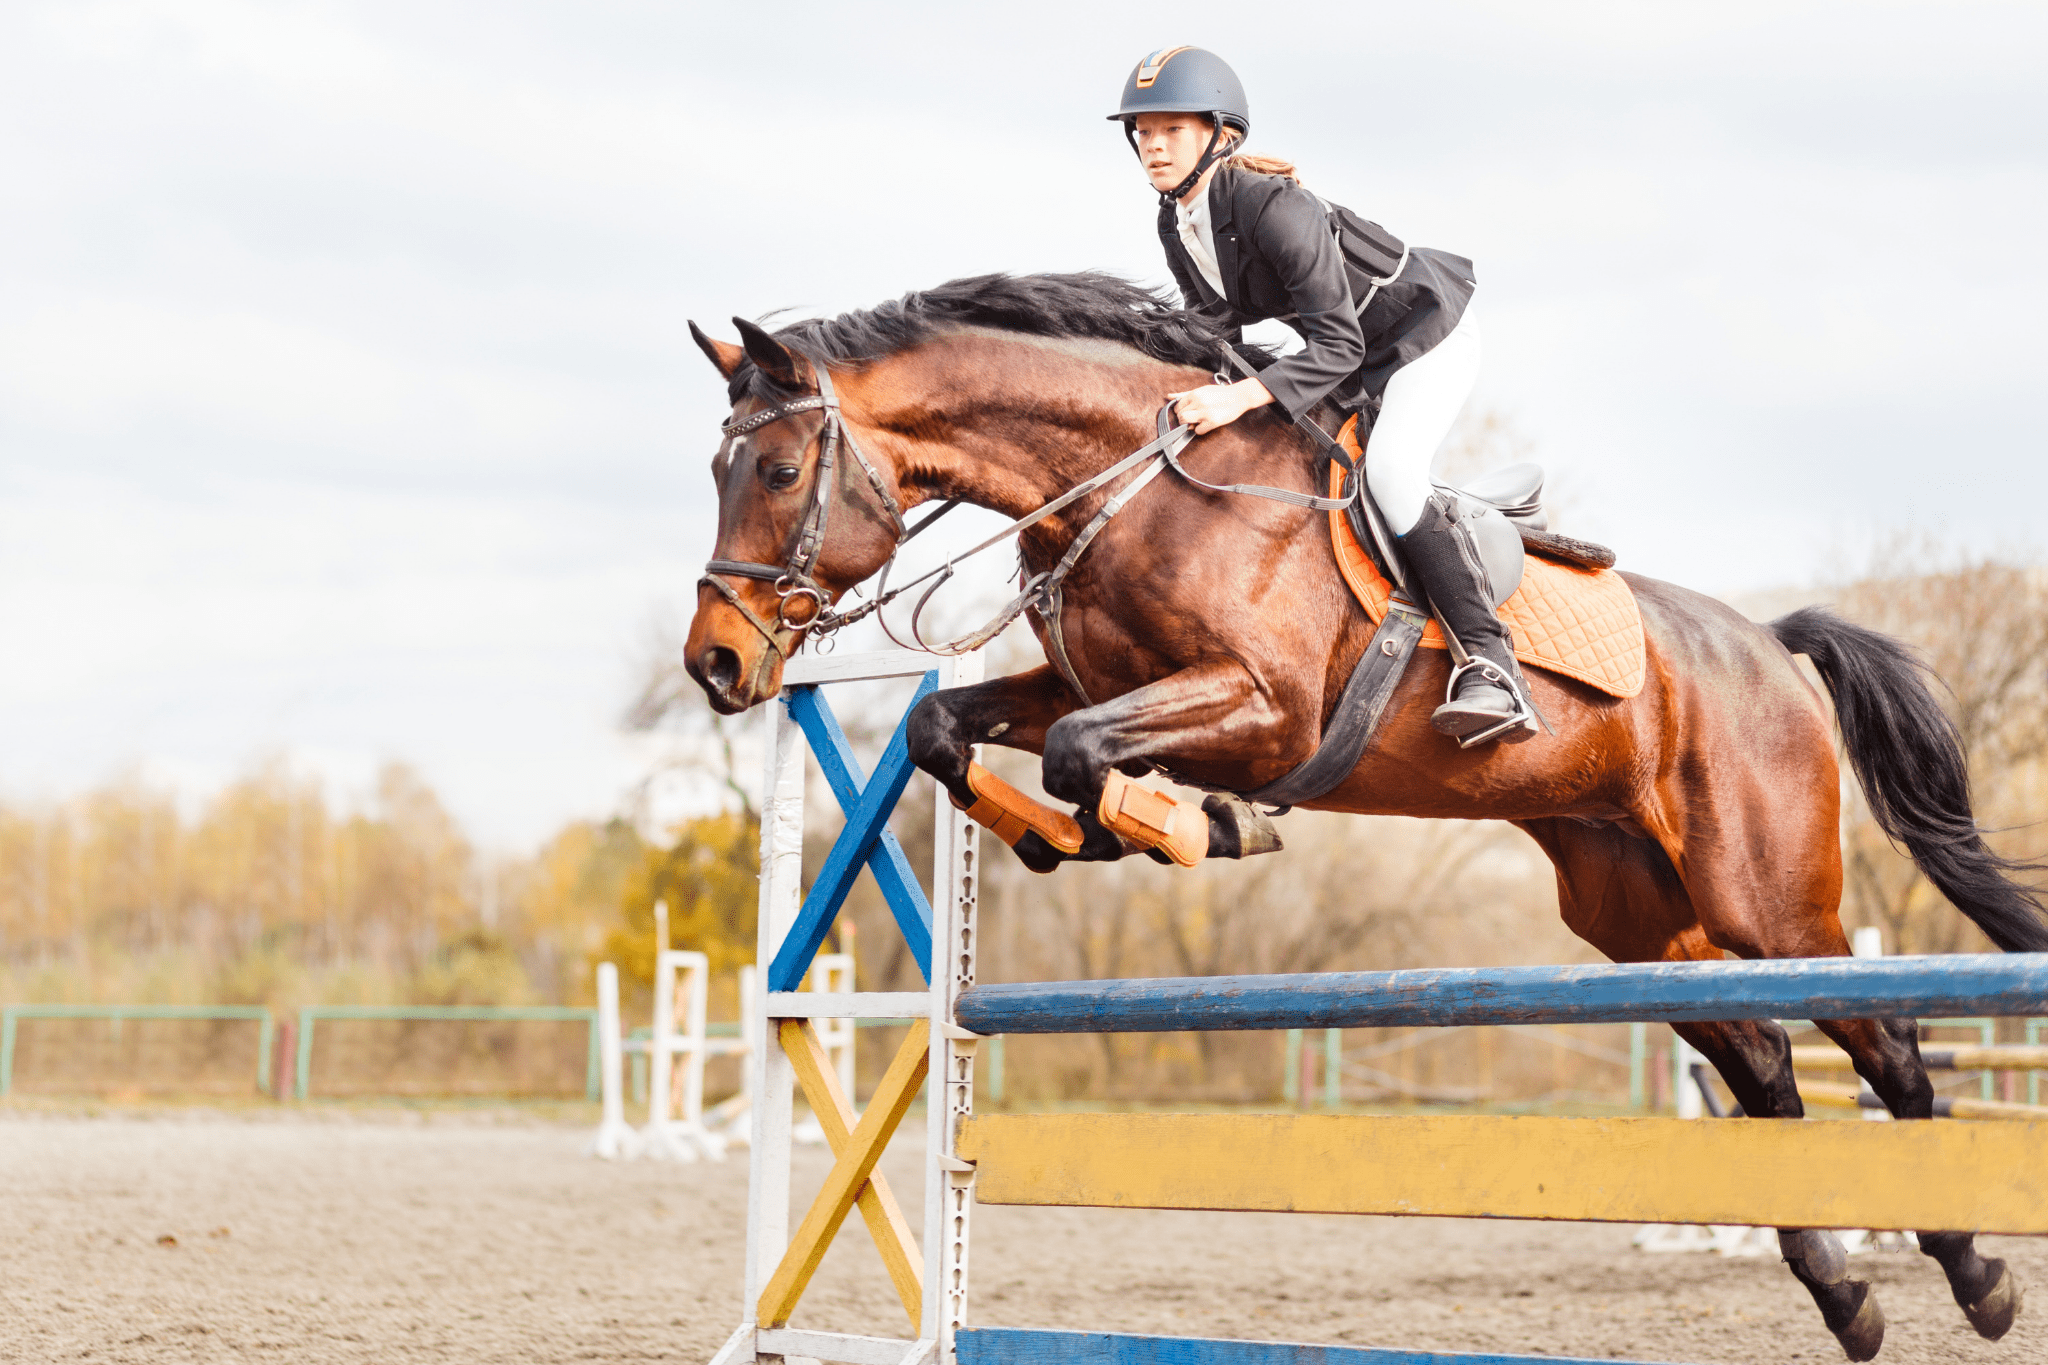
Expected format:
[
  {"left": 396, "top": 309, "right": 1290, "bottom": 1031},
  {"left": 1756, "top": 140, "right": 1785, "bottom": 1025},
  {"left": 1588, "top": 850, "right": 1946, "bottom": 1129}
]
[{"left": 1134, "top": 46, "right": 1194, "bottom": 89}]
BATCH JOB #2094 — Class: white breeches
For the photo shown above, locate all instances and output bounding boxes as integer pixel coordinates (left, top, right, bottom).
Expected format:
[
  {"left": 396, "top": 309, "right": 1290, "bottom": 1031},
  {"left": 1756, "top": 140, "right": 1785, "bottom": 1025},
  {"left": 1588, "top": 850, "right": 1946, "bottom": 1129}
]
[{"left": 1362, "top": 305, "right": 1482, "bottom": 535}]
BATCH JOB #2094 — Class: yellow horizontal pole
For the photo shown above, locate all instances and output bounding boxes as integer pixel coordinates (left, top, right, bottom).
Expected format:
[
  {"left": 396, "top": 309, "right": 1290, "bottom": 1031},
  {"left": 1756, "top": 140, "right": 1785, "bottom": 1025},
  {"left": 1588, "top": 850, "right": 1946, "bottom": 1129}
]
[
  {"left": 957, "top": 1112, "right": 2048, "bottom": 1233},
  {"left": 757, "top": 1019, "right": 930, "bottom": 1329},
  {"left": 1796, "top": 1080, "right": 2048, "bottom": 1122},
  {"left": 779, "top": 1020, "right": 922, "bottom": 1330},
  {"left": 1790, "top": 1044, "right": 2048, "bottom": 1071}
]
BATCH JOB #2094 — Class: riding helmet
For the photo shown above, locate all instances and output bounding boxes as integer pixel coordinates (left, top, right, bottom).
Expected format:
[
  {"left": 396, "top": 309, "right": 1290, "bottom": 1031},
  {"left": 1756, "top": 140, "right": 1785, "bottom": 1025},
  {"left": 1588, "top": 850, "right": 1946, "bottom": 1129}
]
[{"left": 1106, "top": 47, "right": 1249, "bottom": 134}]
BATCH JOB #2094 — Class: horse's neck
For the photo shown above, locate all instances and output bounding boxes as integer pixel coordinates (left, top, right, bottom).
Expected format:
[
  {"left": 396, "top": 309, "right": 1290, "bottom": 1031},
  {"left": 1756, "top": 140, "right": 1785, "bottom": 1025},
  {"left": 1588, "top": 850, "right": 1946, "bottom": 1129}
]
[{"left": 852, "top": 335, "right": 1181, "bottom": 522}]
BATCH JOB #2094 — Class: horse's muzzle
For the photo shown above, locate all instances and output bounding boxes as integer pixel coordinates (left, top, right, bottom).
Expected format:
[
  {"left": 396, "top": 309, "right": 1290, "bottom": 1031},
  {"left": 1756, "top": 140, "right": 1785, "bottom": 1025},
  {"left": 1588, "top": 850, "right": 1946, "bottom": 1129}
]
[
  {"left": 685, "top": 596, "right": 786, "bottom": 714},
  {"left": 695, "top": 645, "right": 747, "bottom": 712}
]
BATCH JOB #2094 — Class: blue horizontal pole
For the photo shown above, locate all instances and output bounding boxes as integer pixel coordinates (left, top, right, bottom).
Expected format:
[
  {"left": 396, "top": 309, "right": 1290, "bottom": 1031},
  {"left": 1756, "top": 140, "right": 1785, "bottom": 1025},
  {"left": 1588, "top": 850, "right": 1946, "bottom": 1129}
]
[
  {"left": 953, "top": 954, "right": 2048, "bottom": 1035},
  {"left": 956, "top": 1328, "right": 1659, "bottom": 1365}
]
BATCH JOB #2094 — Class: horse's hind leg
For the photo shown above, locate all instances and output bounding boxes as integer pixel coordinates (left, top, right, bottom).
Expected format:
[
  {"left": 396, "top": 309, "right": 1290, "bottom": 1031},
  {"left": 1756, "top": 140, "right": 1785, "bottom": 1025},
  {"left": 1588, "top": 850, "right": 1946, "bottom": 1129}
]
[
  {"left": 1669, "top": 1019, "right": 1891, "bottom": 1360},
  {"left": 1517, "top": 817, "right": 1887, "bottom": 1362},
  {"left": 1639, "top": 735, "right": 2025, "bottom": 1348},
  {"left": 1812, "top": 1015, "right": 2024, "bottom": 1340}
]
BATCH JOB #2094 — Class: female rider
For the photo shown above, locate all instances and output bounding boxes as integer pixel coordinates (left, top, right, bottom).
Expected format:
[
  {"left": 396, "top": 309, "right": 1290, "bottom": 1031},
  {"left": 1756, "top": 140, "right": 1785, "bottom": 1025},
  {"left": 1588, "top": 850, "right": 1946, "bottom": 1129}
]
[{"left": 1111, "top": 46, "right": 1532, "bottom": 745}]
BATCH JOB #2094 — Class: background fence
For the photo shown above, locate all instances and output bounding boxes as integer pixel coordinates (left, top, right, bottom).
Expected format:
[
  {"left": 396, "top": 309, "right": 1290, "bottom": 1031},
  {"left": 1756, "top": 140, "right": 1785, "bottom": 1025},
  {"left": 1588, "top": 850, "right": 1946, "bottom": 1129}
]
[
  {"left": 293, "top": 1005, "right": 600, "bottom": 1101},
  {"left": 6, "top": 1002, "right": 2044, "bottom": 1111},
  {"left": 1, "top": 1005, "right": 274, "bottom": 1098}
]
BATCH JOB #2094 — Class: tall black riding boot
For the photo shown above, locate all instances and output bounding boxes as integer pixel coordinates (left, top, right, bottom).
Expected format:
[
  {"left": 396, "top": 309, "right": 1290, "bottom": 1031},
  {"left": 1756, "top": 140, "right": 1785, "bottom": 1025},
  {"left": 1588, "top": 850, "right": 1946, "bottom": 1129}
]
[{"left": 1397, "top": 491, "right": 1537, "bottom": 745}]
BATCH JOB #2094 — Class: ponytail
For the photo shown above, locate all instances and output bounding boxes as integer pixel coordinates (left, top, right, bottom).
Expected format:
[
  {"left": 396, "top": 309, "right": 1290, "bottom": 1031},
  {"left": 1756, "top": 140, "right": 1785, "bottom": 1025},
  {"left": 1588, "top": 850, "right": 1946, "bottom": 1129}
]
[
  {"left": 1214, "top": 130, "right": 1299, "bottom": 184},
  {"left": 1225, "top": 152, "right": 1300, "bottom": 183}
]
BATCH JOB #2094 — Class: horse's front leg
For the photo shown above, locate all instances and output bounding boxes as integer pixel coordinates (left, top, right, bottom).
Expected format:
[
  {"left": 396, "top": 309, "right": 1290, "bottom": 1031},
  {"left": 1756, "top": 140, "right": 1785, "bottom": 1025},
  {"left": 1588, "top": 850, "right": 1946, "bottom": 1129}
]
[
  {"left": 909, "top": 662, "right": 1284, "bottom": 873},
  {"left": 907, "top": 666, "right": 1127, "bottom": 873},
  {"left": 1040, "top": 659, "right": 1290, "bottom": 867}
]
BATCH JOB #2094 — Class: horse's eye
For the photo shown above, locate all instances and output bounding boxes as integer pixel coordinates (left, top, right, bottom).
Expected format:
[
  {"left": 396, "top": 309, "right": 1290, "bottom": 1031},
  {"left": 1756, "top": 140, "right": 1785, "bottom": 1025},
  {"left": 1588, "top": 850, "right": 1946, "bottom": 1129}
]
[{"left": 765, "top": 465, "right": 801, "bottom": 491}]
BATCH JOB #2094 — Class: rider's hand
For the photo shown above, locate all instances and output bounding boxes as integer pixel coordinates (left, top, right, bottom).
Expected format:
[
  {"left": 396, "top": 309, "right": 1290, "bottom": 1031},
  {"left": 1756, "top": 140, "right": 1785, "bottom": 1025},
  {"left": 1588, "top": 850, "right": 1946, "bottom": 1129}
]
[{"left": 1168, "top": 378, "right": 1275, "bottom": 435}]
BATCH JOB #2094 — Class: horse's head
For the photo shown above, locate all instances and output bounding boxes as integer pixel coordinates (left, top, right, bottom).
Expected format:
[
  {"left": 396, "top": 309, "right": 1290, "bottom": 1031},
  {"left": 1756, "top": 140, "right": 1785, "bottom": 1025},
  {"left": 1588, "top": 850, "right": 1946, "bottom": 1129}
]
[{"left": 684, "top": 319, "right": 908, "bottom": 714}]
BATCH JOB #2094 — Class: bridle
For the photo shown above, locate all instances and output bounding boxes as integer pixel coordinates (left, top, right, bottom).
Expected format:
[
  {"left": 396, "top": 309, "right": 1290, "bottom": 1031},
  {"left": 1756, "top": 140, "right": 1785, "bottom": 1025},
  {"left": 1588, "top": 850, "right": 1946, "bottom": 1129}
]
[
  {"left": 698, "top": 345, "right": 906, "bottom": 659},
  {"left": 699, "top": 340, "right": 1362, "bottom": 673}
]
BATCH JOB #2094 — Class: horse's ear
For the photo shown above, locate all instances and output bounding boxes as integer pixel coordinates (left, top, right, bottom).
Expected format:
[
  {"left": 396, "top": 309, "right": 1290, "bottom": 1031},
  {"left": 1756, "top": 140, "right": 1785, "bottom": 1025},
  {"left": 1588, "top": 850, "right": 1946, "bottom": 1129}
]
[
  {"left": 733, "top": 316, "right": 804, "bottom": 389},
  {"left": 690, "top": 321, "right": 745, "bottom": 380}
]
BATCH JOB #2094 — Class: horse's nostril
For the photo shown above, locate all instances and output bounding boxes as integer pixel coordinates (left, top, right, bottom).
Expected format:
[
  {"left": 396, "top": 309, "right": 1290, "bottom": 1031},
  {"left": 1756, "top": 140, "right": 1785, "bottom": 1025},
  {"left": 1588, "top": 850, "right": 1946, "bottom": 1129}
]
[{"left": 701, "top": 647, "right": 742, "bottom": 694}]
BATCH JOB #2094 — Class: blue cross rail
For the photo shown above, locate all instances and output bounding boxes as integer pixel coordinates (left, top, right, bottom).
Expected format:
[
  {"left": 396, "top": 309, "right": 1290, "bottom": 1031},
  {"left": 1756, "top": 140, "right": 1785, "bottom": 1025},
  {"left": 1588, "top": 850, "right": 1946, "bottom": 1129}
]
[
  {"left": 953, "top": 954, "right": 2048, "bottom": 1035},
  {"left": 768, "top": 677, "right": 938, "bottom": 994}
]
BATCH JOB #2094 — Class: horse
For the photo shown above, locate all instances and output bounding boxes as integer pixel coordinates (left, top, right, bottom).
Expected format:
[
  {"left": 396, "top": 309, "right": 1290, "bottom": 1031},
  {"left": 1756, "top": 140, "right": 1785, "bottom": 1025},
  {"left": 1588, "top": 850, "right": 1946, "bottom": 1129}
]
[{"left": 682, "top": 271, "right": 2044, "bottom": 1361}]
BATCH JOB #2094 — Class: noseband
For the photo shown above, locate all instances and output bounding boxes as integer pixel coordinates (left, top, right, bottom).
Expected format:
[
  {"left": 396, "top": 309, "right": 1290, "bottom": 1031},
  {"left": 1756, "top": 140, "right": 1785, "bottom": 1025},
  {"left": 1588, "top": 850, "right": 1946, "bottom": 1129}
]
[{"left": 698, "top": 346, "right": 906, "bottom": 657}]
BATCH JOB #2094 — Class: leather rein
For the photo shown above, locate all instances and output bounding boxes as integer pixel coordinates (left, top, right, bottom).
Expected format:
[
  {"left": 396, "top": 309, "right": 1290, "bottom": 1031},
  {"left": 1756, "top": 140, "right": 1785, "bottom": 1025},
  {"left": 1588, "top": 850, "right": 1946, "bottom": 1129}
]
[{"left": 699, "top": 342, "right": 1362, "bottom": 671}]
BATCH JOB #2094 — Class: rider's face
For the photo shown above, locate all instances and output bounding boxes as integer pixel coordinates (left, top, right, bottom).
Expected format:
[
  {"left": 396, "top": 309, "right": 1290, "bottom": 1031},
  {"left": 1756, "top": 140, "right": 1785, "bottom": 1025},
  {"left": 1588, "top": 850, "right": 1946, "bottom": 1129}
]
[{"left": 1133, "top": 112, "right": 1216, "bottom": 199}]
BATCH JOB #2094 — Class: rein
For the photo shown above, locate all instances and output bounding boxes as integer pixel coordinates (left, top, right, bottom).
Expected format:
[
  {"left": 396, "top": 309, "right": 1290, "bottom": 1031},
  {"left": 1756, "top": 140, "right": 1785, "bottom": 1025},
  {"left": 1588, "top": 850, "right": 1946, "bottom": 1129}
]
[{"left": 700, "top": 342, "right": 1367, "bottom": 669}]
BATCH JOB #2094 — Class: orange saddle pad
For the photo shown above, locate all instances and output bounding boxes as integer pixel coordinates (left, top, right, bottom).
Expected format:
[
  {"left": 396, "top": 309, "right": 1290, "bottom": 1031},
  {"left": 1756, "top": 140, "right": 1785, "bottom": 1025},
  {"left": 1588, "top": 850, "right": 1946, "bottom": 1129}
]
[{"left": 1327, "top": 427, "right": 1646, "bottom": 699}]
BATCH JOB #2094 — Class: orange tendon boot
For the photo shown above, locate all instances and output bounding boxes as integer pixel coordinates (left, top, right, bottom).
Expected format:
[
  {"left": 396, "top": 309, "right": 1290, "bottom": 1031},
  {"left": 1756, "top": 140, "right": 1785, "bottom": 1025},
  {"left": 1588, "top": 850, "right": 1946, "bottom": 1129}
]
[
  {"left": 950, "top": 762, "right": 1085, "bottom": 854},
  {"left": 1096, "top": 771, "right": 1208, "bottom": 868}
]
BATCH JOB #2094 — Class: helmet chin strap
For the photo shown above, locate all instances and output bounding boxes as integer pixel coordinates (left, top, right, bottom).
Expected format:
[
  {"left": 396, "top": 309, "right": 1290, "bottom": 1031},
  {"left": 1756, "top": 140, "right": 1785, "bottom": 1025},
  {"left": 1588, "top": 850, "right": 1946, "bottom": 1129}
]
[{"left": 1125, "top": 118, "right": 1237, "bottom": 206}]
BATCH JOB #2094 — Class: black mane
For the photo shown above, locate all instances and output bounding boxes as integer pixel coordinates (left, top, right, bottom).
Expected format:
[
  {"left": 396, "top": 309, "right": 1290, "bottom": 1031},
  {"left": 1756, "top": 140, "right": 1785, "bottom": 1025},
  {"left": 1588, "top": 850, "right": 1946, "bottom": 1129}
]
[{"left": 730, "top": 271, "right": 1258, "bottom": 400}]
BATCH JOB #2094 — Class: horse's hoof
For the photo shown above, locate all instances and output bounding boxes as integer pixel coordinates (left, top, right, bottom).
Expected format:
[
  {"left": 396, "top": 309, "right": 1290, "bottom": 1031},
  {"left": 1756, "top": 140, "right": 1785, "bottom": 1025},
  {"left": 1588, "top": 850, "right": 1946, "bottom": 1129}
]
[
  {"left": 1009, "top": 831, "right": 1066, "bottom": 874},
  {"left": 1830, "top": 1283, "right": 1885, "bottom": 1363},
  {"left": 1959, "top": 1260, "right": 2021, "bottom": 1340},
  {"left": 1200, "top": 794, "right": 1284, "bottom": 860}
]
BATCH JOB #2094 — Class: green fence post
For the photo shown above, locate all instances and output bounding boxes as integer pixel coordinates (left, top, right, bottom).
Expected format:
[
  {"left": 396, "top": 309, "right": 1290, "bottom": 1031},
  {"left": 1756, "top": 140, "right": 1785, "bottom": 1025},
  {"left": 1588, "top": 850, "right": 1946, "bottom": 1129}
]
[
  {"left": 1283, "top": 1028, "right": 1302, "bottom": 1106},
  {"left": 585, "top": 1012, "right": 602, "bottom": 1103},
  {"left": 1980, "top": 1018, "right": 1997, "bottom": 1100},
  {"left": 1, "top": 1008, "right": 16, "bottom": 1099},
  {"left": 987, "top": 1036, "right": 1005, "bottom": 1105},
  {"left": 2031, "top": 1019, "right": 2043, "bottom": 1108},
  {"left": 256, "top": 1013, "right": 274, "bottom": 1096},
  {"left": 1629, "top": 1022, "right": 1647, "bottom": 1109},
  {"left": 1322, "top": 1027, "right": 1342, "bottom": 1107},
  {"left": 296, "top": 1008, "right": 315, "bottom": 1100}
]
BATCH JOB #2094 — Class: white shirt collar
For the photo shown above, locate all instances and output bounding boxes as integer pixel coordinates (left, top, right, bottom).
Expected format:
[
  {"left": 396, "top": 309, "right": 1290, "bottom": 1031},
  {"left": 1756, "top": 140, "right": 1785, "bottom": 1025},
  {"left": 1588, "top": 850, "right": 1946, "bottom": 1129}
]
[{"left": 1175, "top": 179, "right": 1225, "bottom": 300}]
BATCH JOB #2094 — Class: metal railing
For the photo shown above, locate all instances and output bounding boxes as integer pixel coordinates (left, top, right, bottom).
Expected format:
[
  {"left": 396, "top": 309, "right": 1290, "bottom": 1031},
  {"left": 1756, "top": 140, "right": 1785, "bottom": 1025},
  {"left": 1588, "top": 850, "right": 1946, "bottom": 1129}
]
[
  {"left": 0, "top": 1005, "right": 275, "bottom": 1097},
  {"left": 293, "top": 1005, "right": 601, "bottom": 1101},
  {"left": 1280, "top": 1017, "right": 2048, "bottom": 1111}
]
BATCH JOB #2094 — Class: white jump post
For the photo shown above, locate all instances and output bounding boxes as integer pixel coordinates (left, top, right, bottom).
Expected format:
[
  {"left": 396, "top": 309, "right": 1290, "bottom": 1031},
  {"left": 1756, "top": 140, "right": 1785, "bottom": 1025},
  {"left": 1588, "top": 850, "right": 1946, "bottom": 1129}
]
[
  {"left": 586, "top": 962, "right": 640, "bottom": 1158},
  {"left": 702, "top": 964, "right": 759, "bottom": 1137},
  {"left": 644, "top": 946, "right": 729, "bottom": 1161},
  {"left": 709, "top": 648, "right": 982, "bottom": 1365}
]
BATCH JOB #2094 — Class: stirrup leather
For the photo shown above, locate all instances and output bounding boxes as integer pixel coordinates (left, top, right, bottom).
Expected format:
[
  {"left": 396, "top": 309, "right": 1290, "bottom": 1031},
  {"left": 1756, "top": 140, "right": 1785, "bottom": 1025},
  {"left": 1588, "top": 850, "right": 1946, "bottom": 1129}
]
[
  {"left": 1096, "top": 771, "right": 1207, "bottom": 868},
  {"left": 950, "top": 762, "right": 1084, "bottom": 854},
  {"left": 1438, "top": 658, "right": 1539, "bottom": 749}
]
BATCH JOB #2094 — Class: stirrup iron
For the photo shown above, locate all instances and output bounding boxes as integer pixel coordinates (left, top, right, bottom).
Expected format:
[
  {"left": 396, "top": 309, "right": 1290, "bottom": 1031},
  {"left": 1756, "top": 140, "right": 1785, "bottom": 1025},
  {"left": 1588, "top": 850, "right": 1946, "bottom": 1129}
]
[{"left": 1439, "top": 657, "right": 1539, "bottom": 749}]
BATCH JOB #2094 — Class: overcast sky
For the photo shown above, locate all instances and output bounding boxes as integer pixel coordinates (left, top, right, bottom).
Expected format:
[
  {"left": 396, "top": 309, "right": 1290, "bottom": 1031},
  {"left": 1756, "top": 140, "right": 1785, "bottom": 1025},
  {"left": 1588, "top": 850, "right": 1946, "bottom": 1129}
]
[{"left": 2, "top": 1, "right": 2043, "bottom": 848}]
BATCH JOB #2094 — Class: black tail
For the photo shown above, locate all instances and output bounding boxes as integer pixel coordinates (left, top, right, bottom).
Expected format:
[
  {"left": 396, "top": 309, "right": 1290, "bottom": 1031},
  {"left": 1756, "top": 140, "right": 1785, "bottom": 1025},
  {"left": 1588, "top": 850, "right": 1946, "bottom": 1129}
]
[{"left": 1771, "top": 605, "right": 2048, "bottom": 952}]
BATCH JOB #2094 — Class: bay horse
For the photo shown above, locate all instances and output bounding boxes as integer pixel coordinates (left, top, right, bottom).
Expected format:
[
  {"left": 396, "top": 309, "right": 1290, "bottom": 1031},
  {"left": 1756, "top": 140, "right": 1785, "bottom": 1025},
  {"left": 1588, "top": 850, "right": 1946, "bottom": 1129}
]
[{"left": 684, "top": 272, "right": 2043, "bottom": 1361}]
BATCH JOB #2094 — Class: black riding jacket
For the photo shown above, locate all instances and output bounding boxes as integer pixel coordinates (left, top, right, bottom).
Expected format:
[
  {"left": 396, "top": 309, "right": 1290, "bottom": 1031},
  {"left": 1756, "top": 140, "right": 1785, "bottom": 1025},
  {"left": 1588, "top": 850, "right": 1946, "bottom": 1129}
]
[{"left": 1158, "top": 165, "right": 1476, "bottom": 419}]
